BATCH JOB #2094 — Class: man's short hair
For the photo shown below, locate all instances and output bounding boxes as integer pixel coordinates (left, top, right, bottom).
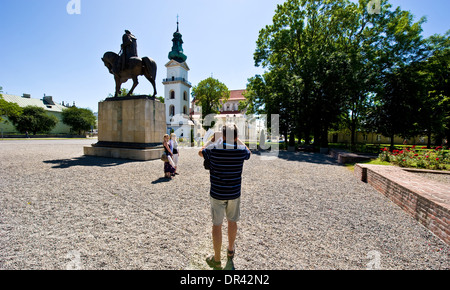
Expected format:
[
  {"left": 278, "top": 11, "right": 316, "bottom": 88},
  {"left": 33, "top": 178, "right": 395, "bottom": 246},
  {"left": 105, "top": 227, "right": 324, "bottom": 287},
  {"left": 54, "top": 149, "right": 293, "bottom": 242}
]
[{"left": 222, "top": 125, "right": 238, "bottom": 141}]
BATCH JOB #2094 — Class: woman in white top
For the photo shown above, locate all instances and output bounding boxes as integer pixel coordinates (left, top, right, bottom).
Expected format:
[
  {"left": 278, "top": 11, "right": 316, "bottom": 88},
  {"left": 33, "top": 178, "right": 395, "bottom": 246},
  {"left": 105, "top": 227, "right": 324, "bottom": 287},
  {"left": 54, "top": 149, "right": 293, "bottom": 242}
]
[{"left": 170, "top": 133, "right": 179, "bottom": 175}]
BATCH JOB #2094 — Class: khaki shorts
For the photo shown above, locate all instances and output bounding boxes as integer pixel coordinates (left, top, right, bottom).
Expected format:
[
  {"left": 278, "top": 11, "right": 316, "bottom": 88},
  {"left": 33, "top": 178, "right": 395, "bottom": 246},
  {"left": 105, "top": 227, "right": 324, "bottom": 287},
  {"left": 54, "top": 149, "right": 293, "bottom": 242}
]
[{"left": 210, "top": 197, "right": 241, "bottom": 226}]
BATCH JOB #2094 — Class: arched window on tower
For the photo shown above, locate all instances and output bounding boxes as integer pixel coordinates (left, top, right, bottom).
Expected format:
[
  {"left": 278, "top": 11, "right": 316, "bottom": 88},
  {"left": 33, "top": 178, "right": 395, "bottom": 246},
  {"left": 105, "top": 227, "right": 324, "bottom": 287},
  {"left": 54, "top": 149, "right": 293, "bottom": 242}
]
[
  {"left": 183, "top": 91, "right": 187, "bottom": 101},
  {"left": 169, "top": 105, "right": 175, "bottom": 117},
  {"left": 170, "top": 91, "right": 175, "bottom": 99},
  {"left": 183, "top": 106, "right": 187, "bottom": 115}
]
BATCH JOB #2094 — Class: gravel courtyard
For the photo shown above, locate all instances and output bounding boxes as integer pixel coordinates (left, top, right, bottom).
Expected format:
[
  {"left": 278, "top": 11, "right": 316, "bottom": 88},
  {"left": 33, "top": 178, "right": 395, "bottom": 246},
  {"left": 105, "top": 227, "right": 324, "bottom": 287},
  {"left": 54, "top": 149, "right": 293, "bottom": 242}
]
[{"left": 0, "top": 139, "right": 448, "bottom": 270}]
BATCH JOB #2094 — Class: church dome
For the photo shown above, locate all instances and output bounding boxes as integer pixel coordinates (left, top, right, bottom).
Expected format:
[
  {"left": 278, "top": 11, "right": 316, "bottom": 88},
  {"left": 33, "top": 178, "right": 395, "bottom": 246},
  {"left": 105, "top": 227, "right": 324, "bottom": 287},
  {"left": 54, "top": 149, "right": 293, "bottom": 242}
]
[{"left": 168, "top": 21, "right": 187, "bottom": 63}]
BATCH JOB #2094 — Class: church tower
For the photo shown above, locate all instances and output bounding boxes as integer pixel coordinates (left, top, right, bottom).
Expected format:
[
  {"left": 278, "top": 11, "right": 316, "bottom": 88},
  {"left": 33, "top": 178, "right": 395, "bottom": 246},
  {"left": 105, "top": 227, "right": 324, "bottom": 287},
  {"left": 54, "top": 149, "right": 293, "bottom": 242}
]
[{"left": 163, "top": 18, "right": 192, "bottom": 137}]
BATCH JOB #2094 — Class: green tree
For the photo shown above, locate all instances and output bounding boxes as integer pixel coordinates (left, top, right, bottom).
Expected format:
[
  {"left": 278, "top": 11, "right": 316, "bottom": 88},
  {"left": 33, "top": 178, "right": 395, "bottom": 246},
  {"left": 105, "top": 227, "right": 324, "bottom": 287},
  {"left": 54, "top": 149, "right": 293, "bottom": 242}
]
[
  {"left": 335, "top": 0, "right": 389, "bottom": 149},
  {"left": 419, "top": 32, "right": 450, "bottom": 147},
  {"left": 252, "top": 0, "right": 360, "bottom": 148},
  {"left": 245, "top": 68, "right": 296, "bottom": 145},
  {"left": 249, "top": 0, "right": 428, "bottom": 149},
  {"left": 156, "top": 96, "right": 165, "bottom": 104},
  {"left": 366, "top": 64, "right": 426, "bottom": 149},
  {"left": 192, "top": 77, "right": 229, "bottom": 130},
  {"left": 0, "top": 88, "right": 23, "bottom": 124},
  {"left": 62, "top": 107, "right": 97, "bottom": 135},
  {"left": 366, "top": 26, "right": 447, "bottom": 149},
  {"left": 10, "top": 106, "right": 58, "bottom": 135},
  {"left": 363, "top": 0, "right": 429, "bottom": 149},
  {"left": 108, "top": 88, "right": 133, "bottom": 98}
]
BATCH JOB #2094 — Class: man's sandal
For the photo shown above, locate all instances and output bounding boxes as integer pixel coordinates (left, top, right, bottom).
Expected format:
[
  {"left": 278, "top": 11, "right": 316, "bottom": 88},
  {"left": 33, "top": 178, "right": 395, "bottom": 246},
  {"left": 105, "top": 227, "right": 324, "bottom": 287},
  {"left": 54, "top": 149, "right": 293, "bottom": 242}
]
[
  {"left": 224, "top": 249, "right": 236, "bottom": 270},
  {"left": 227, "top": 248, "right": 235, "bottom": 260},
  {"left": 206, "top": 255, "right": 222, "bottom": 270}
]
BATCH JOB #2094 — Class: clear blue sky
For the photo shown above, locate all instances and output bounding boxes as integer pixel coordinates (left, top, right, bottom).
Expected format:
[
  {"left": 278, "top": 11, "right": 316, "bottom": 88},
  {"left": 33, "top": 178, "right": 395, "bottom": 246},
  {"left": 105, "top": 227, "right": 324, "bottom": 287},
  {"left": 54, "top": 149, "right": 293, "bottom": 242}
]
[{"left": 0, "top": 0, "right": 449, "bottom": 112}]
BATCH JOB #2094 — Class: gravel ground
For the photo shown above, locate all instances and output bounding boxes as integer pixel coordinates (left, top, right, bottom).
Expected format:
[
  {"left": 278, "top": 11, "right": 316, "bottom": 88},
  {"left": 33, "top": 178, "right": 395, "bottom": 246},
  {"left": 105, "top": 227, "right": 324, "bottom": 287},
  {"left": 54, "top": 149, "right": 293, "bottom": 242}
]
[{"left": 0, "top": 139, "right": 448, "bottom": 270}]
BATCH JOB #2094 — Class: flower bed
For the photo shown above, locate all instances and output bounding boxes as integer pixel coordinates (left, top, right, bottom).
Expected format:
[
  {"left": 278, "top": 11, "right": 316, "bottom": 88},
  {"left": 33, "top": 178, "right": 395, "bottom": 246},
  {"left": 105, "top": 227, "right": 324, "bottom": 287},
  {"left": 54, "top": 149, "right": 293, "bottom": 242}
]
[{"left": 379, "top": 146, "right": 450, "bottom": 170}]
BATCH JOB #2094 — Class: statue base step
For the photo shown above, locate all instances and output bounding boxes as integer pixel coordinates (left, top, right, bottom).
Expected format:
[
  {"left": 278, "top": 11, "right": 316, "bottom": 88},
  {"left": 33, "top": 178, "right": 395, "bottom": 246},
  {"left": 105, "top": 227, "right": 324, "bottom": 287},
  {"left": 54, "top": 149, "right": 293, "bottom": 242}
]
[{"left": 84, "top": 145, "right": 163, "bottom": 161}]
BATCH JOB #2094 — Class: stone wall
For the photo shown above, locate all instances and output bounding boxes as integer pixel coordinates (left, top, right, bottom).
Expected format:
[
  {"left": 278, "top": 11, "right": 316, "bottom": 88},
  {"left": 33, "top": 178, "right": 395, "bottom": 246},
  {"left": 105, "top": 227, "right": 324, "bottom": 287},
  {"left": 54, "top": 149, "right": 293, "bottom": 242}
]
[
  {"left": 330, "top": 149, "right": 375, "bottom": 164},
  {"left": 355, "top": 164, "right": 450, "bottom": 245}
]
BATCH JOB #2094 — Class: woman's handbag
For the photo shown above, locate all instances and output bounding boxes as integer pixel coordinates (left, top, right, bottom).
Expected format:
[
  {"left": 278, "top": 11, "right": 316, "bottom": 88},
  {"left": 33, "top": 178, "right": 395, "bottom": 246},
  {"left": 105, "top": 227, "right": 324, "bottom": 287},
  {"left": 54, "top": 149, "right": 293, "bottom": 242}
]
[{"left": 161, "top": 152, "right": 169, "bottom": 162}]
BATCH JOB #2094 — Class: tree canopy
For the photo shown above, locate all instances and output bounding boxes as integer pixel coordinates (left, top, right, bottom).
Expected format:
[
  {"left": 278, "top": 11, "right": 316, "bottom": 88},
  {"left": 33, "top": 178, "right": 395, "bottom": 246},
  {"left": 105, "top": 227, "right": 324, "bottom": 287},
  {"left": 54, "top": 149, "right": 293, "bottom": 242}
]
[
  {"left": 192, "top": 77, "right": 230, "bottom": 130},
  {"left": 62, "top": 106, "right": 97, "bottom": 135},
  {"left": 9, "top": 106, "right": 58, "bottom": 135},
  {"left": 0, "top": 88, "right": 23, "bottom": 124},
  {"left": 245, "top": 0, "right": 448, "bottom": 149}
]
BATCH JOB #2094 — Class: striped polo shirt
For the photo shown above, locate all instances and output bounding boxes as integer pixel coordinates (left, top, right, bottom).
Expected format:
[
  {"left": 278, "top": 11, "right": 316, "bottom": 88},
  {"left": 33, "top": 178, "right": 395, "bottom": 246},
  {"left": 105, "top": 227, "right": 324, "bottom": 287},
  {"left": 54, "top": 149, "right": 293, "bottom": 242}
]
[{"left": 202, "top": 142, "right": 251, "bottom": 200}]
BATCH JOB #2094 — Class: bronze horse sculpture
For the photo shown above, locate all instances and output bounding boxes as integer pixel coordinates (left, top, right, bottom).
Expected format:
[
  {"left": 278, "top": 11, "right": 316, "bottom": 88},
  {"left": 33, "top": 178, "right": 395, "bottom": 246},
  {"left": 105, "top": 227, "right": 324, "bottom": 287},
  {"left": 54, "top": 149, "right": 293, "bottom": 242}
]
[{"left": 102, "top": 52, "right": 157, "bottom": 97}]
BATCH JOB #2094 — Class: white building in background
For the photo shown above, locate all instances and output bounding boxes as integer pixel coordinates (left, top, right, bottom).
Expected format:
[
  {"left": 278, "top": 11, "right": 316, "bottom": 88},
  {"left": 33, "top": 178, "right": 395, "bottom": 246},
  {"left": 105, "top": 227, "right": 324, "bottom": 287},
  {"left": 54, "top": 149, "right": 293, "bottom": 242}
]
[{"left": 190, "top": 89, "right": 268, "bottom": 143}]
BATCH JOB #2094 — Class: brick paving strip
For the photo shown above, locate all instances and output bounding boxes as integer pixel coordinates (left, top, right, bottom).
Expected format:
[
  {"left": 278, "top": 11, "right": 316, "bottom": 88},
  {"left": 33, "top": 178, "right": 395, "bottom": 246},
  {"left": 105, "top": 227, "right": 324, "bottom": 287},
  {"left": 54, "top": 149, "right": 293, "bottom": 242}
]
[{"left": 355, "top": 164, "right": 450, "bottom": 245}]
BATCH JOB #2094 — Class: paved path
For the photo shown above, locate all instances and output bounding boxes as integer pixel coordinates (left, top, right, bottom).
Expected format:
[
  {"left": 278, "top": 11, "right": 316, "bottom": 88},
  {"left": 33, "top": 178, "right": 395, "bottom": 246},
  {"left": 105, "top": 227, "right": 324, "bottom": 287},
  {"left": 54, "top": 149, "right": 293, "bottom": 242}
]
[{"left": 0, "top": 139, "right": 448, "bottom": 269}]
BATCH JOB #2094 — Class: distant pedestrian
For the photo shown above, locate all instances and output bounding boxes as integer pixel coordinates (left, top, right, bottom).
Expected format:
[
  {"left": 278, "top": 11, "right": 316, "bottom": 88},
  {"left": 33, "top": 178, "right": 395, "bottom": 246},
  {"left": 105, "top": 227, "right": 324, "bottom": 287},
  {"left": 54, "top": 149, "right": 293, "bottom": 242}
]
[
  {"left": 25, "top": 131, "right": 29, "bottom": 138},
  {"left": 198, "top": 125, "right": 251, "bottom": 270},
  {"left": 170, "top": 133, "right": 179, "bottom": 175},
  {"left": 163, "top": 134, "right": 176, "bottom": 179}
]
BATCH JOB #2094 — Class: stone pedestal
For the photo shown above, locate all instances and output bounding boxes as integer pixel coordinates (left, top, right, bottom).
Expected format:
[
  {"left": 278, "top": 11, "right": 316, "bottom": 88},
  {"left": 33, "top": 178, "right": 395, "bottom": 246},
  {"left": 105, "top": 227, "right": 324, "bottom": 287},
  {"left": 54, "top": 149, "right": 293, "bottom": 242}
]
[{"left": 84, "top": 95, "right": 166, "bottom": 161}]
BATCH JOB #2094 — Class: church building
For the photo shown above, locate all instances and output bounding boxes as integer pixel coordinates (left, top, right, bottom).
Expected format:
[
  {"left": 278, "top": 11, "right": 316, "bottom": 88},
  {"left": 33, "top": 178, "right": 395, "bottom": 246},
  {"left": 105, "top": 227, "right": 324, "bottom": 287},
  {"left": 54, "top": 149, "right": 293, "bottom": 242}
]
[
  {"left": 190, "top": 89, "right": 256, "bottom": 143},
  {"left": 162, "top": 19, "right": 193, "bottom": 141}
]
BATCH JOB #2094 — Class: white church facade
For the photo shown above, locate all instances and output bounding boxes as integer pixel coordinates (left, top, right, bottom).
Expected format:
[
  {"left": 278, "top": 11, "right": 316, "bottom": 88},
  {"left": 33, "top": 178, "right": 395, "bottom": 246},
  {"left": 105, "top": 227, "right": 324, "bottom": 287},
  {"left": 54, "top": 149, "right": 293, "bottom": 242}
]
[{"left": 161, "top": 19, "right": 266, "bottom": 145}]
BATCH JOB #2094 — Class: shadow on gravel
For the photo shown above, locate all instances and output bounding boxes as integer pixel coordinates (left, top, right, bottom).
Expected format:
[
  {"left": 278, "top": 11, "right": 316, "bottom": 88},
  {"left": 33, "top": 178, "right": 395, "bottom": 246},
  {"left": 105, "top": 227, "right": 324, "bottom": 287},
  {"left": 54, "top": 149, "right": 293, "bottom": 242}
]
[
  {"left": 253, "top": 150, "right": 340, "bottom": 165},
  {"left": 151, "top": 177, "right": 173, "bottom": 184},
  {"left": 44, "top": 156, "right": 146, "bottom": 169}
]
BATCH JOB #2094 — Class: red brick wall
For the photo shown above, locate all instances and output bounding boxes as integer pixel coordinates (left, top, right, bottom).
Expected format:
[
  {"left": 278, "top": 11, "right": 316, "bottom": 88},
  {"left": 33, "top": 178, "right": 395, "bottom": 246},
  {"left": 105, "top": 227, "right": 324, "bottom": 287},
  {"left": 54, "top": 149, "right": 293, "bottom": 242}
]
[{"left": 355, "top": 164, "right": 450, "bottom": 245}]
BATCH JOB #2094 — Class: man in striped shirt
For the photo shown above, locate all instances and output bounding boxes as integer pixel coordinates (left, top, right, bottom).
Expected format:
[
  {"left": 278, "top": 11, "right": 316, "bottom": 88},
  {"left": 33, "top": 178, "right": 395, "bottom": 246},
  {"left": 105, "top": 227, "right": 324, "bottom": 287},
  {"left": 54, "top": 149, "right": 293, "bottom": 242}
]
[{"left": 199, "top": 125, "right": 251, "bottom": 270}]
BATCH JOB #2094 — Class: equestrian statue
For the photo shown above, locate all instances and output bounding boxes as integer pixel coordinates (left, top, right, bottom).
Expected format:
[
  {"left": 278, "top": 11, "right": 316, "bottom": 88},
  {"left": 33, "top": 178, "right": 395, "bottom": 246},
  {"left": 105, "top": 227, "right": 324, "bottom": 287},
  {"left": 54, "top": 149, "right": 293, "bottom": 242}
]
[{"left": 102, "top": 30, "right": 157, "bottom": 98}]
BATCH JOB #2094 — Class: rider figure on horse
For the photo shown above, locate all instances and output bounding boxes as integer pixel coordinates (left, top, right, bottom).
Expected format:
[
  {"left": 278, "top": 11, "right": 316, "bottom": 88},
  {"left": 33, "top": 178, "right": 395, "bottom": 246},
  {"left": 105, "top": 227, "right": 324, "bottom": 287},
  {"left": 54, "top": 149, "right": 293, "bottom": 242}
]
[
  {"left": 118, "top": 30, "right": 138, "bottom": 72},
  {"left": 102, "top": 31, "right": 157, "bottom": 98}
]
